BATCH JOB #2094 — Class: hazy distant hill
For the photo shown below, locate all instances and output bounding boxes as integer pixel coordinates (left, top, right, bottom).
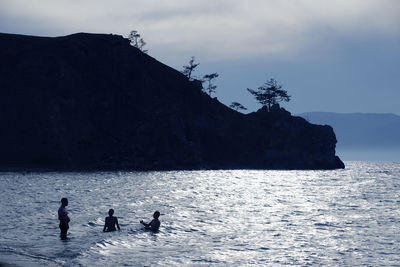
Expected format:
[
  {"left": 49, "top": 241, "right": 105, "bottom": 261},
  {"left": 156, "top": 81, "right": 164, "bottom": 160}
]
[{"left": 299, "top": 112, "right": 400, "bottom": 160}]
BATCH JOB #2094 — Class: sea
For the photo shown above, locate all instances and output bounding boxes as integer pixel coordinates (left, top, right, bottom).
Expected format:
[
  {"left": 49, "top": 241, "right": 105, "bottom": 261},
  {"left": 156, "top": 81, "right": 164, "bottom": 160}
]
[{"left": 0, "top": 161, "right": 399, "bottom": 266}]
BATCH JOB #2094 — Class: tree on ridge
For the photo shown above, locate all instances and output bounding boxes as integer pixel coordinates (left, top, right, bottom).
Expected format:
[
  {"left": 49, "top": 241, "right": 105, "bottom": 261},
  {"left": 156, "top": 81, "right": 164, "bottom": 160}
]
[
  {"left": 182, "top": 56, "right": 199, "bottom": 81},
  {"left": 229, "top": 102, "right": 247, "bottom": 111},
  {"left": 247, "top": 78, "right": 290, "bottom": 111},
  {"left": 128, "top": 30, "right": 148, "bottom": 53},
  {"left": 203, "top": 72, "right": 219, "bottom": 97}
]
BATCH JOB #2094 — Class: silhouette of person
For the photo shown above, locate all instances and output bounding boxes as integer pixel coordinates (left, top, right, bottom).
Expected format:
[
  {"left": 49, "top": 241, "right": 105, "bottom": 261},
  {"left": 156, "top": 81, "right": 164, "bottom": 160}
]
[
  {"left": 103, "top": 209, "right": 120, "bottom": 232},
  {"left": 140, "top": 211, "right": 160, "bottom": 232},
  {"left": 58, "top": 198, "right": 70, "bottom": 240}
]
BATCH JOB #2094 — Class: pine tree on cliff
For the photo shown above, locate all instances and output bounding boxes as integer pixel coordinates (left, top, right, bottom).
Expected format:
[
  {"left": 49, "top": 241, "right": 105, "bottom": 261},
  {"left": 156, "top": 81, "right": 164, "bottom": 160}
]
[
  {"left": 247, "top": 78, "right": 290, "bottom": 111},
  {"left": 229, "top": 102, "right": 247, "bottom": 111},
  {"left": 203, "top": 72, "right": 219, "bottom": 97},
  {"left": 128, "top": 30, "right": 148, "bottom": 53},
  {"left": 182, "top": 56, "right": 199, "bottom": 81}
]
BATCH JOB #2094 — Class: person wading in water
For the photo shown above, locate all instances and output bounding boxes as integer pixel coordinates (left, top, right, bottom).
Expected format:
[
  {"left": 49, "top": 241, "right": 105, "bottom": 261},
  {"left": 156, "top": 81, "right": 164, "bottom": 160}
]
[
  {"left": 140, "top": 211, "right": 160, "bottom": 232},
  {"left": 103, "top": 209, "right": 120, "bottom": 232},
  {"left": 58, "top": 198, "right": 70, "bottom": 240}
]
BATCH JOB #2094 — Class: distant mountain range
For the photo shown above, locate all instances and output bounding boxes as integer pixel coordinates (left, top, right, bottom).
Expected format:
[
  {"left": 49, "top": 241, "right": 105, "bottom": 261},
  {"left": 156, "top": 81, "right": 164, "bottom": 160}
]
[{"left": 298, "top": 112, "right": 400, "bottom": 160}]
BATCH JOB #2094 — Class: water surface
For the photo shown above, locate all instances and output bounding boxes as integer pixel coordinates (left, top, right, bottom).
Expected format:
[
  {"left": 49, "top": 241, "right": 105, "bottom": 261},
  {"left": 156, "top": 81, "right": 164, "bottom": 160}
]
[{"left": 0, "top": 162, "right": 399, "bottom": 266}]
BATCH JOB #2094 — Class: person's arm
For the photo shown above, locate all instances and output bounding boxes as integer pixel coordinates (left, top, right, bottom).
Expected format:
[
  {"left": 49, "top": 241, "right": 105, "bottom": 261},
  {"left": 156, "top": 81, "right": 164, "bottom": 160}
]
[
  {"left": 140, "top": 220, "right": 150, "bottom": 227},
  {"left": 103, "top": 217, "right": 107, "bottom": 232},
  {"left": 116, "top": 217, "right": 120, "bottom": 230}
]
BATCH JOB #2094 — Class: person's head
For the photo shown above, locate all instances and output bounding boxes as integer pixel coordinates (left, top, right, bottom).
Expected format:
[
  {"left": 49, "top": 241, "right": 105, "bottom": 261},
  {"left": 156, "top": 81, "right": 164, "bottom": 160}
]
[
  {"left": 61, "top": 198, "right": 68, "bottom": 207},
  {"left": 153, "top": 211, "right": 160, "bottom": 219},
  {"left": 108, "top": 209, "right": 114, "bottom": 216}
]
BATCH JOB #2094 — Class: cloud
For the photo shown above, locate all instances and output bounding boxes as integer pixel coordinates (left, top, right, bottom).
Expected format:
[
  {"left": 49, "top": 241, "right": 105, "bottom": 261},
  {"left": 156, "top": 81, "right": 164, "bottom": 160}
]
[{"left": 1, "top": 0, "right": 399, "bottom": 63}]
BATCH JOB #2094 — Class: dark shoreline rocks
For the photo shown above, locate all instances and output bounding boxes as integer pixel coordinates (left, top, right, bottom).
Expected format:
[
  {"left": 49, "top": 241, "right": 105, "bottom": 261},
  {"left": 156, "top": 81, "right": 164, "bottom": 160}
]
[{"left": 0, "top": 32, "right": 344, "bottom": 171}]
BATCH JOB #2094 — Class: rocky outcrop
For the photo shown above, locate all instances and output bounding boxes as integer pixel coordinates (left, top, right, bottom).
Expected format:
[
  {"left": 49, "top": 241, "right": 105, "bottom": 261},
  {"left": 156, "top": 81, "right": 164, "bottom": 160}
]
[{"left": 0, "top": 32, "right": 344, "bottom": 170}]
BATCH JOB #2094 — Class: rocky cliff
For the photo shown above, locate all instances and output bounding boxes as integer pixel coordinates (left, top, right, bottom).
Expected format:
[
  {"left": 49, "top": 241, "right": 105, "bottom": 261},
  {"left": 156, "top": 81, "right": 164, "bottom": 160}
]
[{"left": 0, "top": 32, "right": 344, "bottom": 170}]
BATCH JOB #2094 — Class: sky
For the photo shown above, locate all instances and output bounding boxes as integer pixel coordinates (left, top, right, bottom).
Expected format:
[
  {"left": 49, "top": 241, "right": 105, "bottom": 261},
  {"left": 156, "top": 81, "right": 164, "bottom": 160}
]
[{"left": 1, "top": 0, "right": 399, "bottom": 115}]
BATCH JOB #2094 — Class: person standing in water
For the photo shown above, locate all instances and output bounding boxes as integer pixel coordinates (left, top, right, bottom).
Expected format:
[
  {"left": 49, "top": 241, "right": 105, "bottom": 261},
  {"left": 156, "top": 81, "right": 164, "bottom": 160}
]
[
  {"left": 103, "top": 209, "right": 120, "bottom": 232},
  {"left": 140, "top": 211, "right": 160, "bottom": 232},
  {"left": 58, "top": 198, "right": 70, "bottom": 240}
]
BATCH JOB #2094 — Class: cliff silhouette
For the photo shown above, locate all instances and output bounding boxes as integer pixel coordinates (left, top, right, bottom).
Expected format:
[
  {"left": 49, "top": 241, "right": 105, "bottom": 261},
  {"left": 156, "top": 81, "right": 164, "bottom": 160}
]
[{"left": 0, "top": 32, "right": 344, "bottom": 170}]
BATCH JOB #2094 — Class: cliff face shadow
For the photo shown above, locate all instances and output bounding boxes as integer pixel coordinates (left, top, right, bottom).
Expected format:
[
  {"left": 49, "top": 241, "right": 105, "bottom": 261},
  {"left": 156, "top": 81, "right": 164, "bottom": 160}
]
[{"left": 0, "top": 32, "right": 344, "bottom": 170}]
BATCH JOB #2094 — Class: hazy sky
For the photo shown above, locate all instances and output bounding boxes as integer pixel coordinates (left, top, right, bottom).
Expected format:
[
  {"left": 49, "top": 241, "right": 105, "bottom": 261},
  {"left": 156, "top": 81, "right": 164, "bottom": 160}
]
[{"left": 1, "top": 0, "right": 399, "bottom": 114}]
